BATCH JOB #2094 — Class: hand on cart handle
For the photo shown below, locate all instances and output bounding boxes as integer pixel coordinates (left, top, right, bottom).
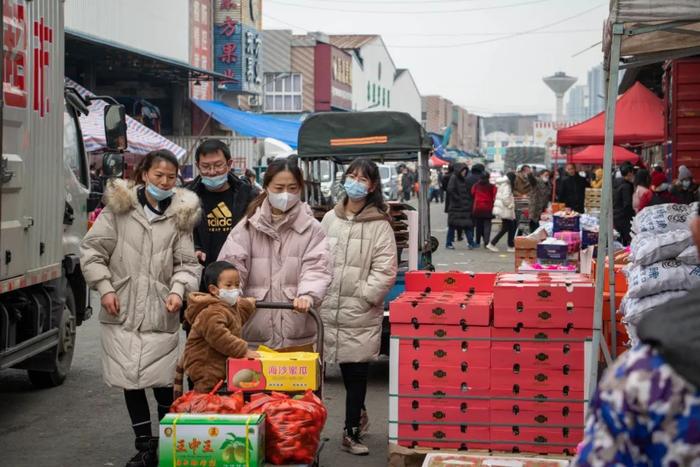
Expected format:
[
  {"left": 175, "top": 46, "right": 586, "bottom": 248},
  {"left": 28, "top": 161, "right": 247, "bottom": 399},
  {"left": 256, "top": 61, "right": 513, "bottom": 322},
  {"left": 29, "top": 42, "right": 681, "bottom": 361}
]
[
  {"left": 245, "top": 349, "right": 261, "bottom": 358},
  {"left": 293, "top": 296, "right": 312, "bottom": 313}
]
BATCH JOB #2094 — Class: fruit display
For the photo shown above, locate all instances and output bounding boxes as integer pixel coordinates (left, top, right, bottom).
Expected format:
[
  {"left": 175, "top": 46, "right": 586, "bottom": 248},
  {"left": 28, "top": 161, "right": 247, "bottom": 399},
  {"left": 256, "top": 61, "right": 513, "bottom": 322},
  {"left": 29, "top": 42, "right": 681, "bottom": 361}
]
[
  {"left": 170, "top": 381, "right": 245, "bottom": 414},
  {"left": 241, "top": 390, "right": 327, "bottom": 465},
  {"left": 159, "top": 413, "right": 265, "bottom": 467},
  {"left": 227, "top": 346, "right": 320, "bottom": 392}
]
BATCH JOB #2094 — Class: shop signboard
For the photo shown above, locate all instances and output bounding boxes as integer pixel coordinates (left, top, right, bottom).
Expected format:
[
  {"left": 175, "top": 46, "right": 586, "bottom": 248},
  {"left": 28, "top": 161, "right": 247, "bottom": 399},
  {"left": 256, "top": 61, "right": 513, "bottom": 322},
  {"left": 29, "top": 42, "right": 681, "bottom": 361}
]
[{"left": 214, "top": 0, "right": 262, "bottom": 94}]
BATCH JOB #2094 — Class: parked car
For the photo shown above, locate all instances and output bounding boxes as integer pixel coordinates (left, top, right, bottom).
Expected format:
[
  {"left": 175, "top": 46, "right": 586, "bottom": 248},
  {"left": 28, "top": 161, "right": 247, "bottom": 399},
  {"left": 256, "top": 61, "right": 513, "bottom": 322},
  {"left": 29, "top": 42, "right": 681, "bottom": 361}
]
[{"left": 379, "top": 164, "right": 399, "bottom": 201}]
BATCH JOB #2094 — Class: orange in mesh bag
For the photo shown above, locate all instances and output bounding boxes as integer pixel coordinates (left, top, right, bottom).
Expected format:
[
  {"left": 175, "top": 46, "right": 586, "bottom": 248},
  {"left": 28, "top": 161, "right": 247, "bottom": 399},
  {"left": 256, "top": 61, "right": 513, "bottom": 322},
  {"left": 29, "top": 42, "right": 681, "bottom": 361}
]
[
  {"left": 241, "top": 390, "right": 327, "bottom": 465},
  {"left": 170, "top": 381, "right": 245, "bottom": 414}
]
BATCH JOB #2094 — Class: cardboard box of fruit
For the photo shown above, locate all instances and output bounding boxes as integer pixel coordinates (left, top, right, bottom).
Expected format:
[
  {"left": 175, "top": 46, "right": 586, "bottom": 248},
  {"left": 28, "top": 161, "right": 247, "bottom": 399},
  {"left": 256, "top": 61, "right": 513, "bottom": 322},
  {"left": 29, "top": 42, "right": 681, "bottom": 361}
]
[
  {"left": 227, "top": 346, "right": 320, "bottom": 392},
  {"left": 421, "top": 452, "right": 570, "bottom": 467},
  {"left": 159, "top": 413, "right": 265, "bottom": 467}
]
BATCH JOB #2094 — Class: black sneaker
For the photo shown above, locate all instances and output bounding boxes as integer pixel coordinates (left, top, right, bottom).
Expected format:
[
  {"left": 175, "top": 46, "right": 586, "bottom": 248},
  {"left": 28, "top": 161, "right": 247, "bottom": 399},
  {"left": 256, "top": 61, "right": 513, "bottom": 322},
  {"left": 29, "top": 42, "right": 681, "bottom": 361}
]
[{"left": 125, "top": 436, "right": 158, "bottom": 467}]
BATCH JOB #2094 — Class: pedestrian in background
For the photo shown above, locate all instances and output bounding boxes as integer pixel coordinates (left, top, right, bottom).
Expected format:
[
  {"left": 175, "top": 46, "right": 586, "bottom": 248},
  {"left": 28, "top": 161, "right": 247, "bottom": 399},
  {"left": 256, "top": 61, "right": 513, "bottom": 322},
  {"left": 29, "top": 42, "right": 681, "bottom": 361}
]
[
  {"left": 488, "top": 172, "right": 517, "bottom": 252},
  {"left": 513, "top": 164, "right": 533, "bottom": 197},
  {"left": 590, "top": 167, "right": 604, "bottom": 189},
  {"left": 320, "top": 158, "right": 397, "bottom": 456},
  {"left": 613, "top": 163, "right": 635, "bottom": 245},
  {"left": 557, "top": 163, "right": 588, "bottom": 213},
  {"left": 671, "top": 165, "right": 699, "bottom": 205},
  {"left": 217, "top": 157, "right": 332, "bottom": 350},
  {"left": 429, "top": 169, "right": 441, "bottom": 203},
  {"left": 633, "top": 168, "right": 653, "bottom": 213},
  {"left": 650, "top": 170, "right": 679, "bottom": 205},
  {"left": 400, "top": 166, "right": 412, "bottom": 202},
  {"left": 471, "top": 172, "right": 497, "bottom": 249},
  {"left": 463, "top": 163, "right": 484, "bottom": 247},
  {"left": 244, "top": 168, "right": 263, "bottom": 197},
  {"left": 438, "top": 167, "right": 446, "bottom": 203},
  {"left": 80, "top": 150, "right": 202, "bottom": 467},
  {"left": 527, "top": 169, "right": 551, "bottom": 233},
  {"left": 445, "top": 163, "right": 473, "bottom": 249}
]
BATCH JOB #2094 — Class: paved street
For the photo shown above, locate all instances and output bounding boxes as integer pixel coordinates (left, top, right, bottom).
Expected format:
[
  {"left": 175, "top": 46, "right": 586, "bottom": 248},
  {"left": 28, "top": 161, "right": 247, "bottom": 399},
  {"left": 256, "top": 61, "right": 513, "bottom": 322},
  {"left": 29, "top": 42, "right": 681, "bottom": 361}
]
[{"left": 0, "top": 200, "right": 513, "bottom": 466}]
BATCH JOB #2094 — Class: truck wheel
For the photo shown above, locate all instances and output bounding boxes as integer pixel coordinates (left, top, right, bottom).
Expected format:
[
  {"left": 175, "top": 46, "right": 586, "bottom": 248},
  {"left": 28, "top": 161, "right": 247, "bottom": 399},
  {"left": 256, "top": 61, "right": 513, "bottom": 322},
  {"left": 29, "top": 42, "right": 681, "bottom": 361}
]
[{"left": 27, "top": 285, "right": 77, "bottom": 388}]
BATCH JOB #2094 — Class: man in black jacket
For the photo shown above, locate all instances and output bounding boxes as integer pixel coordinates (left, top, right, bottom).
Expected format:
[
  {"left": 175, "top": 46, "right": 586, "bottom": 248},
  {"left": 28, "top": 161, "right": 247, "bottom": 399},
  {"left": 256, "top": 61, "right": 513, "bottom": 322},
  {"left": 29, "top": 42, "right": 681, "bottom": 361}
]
[
  {"left": 612, "top": 163, "right": 635, "bottom": 246},
  {"left": 558, "top": 163, "right": 588, "bottom": 213},
  {"left": 186, "top": 139, "right": 255, "bottom": 267}
]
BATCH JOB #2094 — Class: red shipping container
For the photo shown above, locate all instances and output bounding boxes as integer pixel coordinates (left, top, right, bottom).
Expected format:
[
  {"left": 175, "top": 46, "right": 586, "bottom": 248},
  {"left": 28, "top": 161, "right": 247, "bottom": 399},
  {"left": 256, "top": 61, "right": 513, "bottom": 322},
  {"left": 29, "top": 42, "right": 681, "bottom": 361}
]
[
  {"left": 398, "top": 397, "right": 490, "bottom": 424},
  {"left": 490, "top": 399, "right": 584, "bottom": 426},
  {"left": 490, "top": 426, "right": 582, "bottom": 455},
  {"left": 396, "top": 422, "right": 490, "bottom": 450},
  {"left": 491, "top": 367, "right": 585, "bottom": 393},
  {"left": 390, "top": 292, "right": 492, "bottom": 326},
  {"left": 490, "top": 327, "right": 591, "bottom": 370},
  {"left": 405, "top": 271, "right": 496, "bottom": 294},
  {"left": 399, "top": 366, "right": 491, "bottom": 395}
]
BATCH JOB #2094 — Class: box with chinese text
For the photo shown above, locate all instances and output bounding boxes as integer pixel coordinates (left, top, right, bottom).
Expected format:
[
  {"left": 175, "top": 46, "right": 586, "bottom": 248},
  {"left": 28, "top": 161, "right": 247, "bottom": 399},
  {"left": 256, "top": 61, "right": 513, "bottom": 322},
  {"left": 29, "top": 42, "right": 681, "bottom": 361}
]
[{"left": 226, "top": 347, "right": 320, "bottom": 392}]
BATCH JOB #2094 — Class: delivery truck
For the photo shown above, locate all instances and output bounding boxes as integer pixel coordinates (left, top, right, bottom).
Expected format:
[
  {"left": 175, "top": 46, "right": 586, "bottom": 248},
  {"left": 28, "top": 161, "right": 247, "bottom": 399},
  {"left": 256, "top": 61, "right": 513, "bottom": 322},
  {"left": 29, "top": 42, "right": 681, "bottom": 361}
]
[{"left": 1, "top": 0, "right": 126, "bottom": 387}]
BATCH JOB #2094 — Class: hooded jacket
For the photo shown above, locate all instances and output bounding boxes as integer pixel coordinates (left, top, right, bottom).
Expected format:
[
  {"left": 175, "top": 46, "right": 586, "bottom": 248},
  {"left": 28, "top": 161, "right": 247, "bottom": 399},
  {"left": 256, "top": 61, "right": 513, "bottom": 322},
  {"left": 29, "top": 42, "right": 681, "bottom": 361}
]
[
  {"left": 513, "top": 172, "right": 532, "bottom": 197},
  {"left": 186, "top": 172, "right": 255, "bottom": 265},
  {"left": 183, "top": 293, "right": 256, "bottom": 392},
  {"left": 471, "top": 179, "right": 497, "bottom": 219},
  {"left": 492, "top": 176, "right": 515, "bottom": 220},
  {"left": 217, "top": 198, "right": 332, "bottom": 349},
  {"left": 446, "top": 163, "right": 474, "bottom": 228},
  {"left": 80, "top": 179, "right": 202, "bottom": 389},
  {"left": 320, "top": 202, "right": 397, "bottom": 363},
  {"left": 528, "top": 174, "right": 551, "bottom": 222}
]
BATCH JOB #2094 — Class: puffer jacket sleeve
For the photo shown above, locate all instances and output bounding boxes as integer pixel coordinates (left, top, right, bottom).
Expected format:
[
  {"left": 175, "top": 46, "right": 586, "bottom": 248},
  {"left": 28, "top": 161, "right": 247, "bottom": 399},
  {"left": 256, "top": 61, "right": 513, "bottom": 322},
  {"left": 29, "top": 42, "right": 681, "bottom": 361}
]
[
  {"left": 296, "top": 223, "right": 332, "bottom": 308},
  {"left": 217, "top": 222, "right": 252, "bottom": 288},
  {"left": 238, "top": 297, "right": 257, "bottom": 324},
  {"left": 363, "top": 221, "right": 398, "bottom": 306},
  {"left": 194, "top": 307, "right": 249, "bottom": 358},
  {"left": 170, "top": 231, "right": 202, "bottom": 299},
  {"left": 80, "top": 207, "right": 119, "bottom": 297}
]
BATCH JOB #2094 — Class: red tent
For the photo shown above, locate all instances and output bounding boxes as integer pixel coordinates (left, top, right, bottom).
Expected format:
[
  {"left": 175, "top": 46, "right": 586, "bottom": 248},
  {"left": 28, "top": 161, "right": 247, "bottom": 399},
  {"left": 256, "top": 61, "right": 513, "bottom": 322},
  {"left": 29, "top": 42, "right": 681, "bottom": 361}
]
[
  {"left": 430, "top": 155, "right": 449, "bottom": 167},
  {"left": 568, "top": 145, "right": 641, "bottom": 165},
  {"left": 557, "top": 82, "right": 664, "bottom": 146}
]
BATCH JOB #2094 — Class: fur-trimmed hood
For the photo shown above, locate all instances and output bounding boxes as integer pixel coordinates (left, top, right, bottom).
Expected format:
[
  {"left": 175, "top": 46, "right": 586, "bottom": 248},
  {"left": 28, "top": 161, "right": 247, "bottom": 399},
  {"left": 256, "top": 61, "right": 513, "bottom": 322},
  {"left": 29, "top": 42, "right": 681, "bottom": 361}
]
[{"left": 104, "top": 178, "right": 201, "bottom": 231}]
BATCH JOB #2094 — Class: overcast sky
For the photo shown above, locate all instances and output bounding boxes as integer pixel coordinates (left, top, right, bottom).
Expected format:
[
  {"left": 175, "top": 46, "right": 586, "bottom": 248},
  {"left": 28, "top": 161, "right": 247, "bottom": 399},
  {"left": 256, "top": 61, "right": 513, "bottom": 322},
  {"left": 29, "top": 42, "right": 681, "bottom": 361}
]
[{"left": 263, "top": 0, "right": 608, "bottom": 116}]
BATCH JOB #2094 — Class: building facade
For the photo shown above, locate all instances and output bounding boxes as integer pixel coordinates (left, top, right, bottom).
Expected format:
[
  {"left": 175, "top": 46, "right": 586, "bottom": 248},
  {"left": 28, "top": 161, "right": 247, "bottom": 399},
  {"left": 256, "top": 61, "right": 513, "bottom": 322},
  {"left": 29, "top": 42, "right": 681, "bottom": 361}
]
[
  {"left": 588, "top": 64, "right": 605, "bottom": 116},
  {"left": 422, "top": 95, "right": 479, "bottom": 152},
  {"left": 391, "top": 69, "right": 421, "bottom": 122},
  {"left": 566, "top": 84, "right": 588, "bottom": 122}
]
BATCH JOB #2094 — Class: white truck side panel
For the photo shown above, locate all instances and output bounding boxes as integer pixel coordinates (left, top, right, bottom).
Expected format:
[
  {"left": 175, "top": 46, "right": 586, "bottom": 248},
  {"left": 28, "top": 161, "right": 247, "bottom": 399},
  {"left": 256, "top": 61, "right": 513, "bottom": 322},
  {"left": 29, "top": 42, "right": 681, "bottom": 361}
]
[{"left": 2, "top": 0, "right": 65, "bottom": 282}]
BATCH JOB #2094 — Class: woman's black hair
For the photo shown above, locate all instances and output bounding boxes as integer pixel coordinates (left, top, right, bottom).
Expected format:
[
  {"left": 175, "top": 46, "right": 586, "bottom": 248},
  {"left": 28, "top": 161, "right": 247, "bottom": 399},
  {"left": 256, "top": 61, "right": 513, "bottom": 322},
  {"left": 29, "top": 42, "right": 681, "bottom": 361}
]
[
  {"left": 203, "top": 261, "right": 238, "bottom": 290},
  {"left": 635, "top": 168, "right": 651, "bottom": 188},
  {"left": 132, "top": 149, "right": 179, "bottom": 185},
  {"left": 343, "top": 158, "right": 387, "bottom": 212},
  {"left": 479, "top": 172, "right": 490, "bottom": 183},
  {"left": 245, "top": 157, "right": 305, "bottom": 218}
]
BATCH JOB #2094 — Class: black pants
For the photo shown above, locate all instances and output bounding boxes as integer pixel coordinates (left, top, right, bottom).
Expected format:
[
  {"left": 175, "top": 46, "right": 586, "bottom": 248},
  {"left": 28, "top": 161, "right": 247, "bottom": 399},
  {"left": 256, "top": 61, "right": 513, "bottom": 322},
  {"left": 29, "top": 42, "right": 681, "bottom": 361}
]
[
  {"left": 616, "top": 222, "right": 632, "bottom": 246},
  {"left": 124, "top": 387, "right": 173, "bottom": 438},
  {"left": 340, "top": 362, "right": 369, "bottom": 431},
  {"left": 491, "top": 219, "right": 517, "bottom": 248},
  {"left": 529, "top": 220, "right": 540, "bottom": 233},
  {"left": 402, "top": 189, "right": 411, "bottom": 202},
  {"left": 474, "top": 218, "right": 492, "bottom": 246}
]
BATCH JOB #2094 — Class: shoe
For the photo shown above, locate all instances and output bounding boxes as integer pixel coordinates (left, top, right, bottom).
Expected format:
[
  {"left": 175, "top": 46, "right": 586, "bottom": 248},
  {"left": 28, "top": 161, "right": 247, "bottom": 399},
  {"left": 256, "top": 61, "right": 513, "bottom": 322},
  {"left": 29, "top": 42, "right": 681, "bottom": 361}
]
[
  {"left": 125, "top": 436, "right": 158, "bottom": 467},
  {"left": 446, "top": 244, "right": 455, "bottom": 250},
  {"left": 471, "top": 242, "right": 480, "bottom": 249},
  {"left": 507, "top": 247, "right": 516, "bottom": 253},
  {"left": 467, "top": 244, "right": 474, "bottom": 250},
  {"left": 486, "top": 244, "right": 500, "bottom": 253},
  {"left": 342, "top": 427, "right": 369, "bottom": 455},
  {"left": 359, "top": 409, "right": 370, "bottom": 437}
]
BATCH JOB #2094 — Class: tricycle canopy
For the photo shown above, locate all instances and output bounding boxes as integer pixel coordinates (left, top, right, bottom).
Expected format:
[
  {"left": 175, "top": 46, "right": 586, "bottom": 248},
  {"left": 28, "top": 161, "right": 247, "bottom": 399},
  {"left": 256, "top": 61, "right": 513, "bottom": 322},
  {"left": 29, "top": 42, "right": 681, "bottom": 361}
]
[{"left": 297, "top": 111, "right": 432, "bottom": 162}]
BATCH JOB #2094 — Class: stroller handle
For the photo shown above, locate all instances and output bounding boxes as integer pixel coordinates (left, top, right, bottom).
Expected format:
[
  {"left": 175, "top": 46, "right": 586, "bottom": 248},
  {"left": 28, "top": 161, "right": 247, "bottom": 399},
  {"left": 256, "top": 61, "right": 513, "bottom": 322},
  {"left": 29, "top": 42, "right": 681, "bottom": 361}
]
[{"left": 254, "top": 301, "right": 324, "bottom": 363}]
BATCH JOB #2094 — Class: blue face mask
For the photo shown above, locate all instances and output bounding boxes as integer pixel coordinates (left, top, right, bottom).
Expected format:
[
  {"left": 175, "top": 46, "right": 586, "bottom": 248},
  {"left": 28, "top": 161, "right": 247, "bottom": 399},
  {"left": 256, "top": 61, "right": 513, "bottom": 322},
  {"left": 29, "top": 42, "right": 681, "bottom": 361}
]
[
  {"left": 201, "top": 173, "right": 228, "bottom": 190},
  {"left": 146, "top": 183, "right": 174, "bottom": 201},
  {"left": 344, "top": 179, "right": 369, "bottom": 200}
]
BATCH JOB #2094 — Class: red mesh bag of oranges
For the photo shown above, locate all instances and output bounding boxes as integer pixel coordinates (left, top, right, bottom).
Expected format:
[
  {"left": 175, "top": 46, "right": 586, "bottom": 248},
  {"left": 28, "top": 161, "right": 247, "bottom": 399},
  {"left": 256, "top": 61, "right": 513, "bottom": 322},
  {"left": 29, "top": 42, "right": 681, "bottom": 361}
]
[
  {"left": 241, "top": 390, "right": 327, "bottom": 464},
  {"left": 170, "top": 381, "right": 245, "bottom": 414}
]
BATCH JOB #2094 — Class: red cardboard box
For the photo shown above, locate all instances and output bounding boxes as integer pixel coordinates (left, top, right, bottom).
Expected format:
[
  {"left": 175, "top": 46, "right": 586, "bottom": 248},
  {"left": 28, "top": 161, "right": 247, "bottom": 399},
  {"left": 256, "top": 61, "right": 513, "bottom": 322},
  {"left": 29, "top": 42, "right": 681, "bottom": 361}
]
[
  {"left": 490, "top": 387, "right": 586, "bottom": 404},
  {"left": 492, "top": 303, "right": 594, "bottom": 330},
  {"left": 405, "top": 271, "right": 496, "bottom": 294},
  {"left": 490, "top": 426, "right": 582, "bottom": 454},
  {"left": 494, "top": 274, "right": 594, "bottom": 312},
  {"left": 490, "top": 327, "right": 590, "bottom": 370},
  {"left": 396, "top": 422, "right": 490, "bottom": 450},
  {"left": 390, "top": 292, "right": 492, "bottom": 326},
  {"left": 398, "top": 397, "right": 490, "bottom": 424},
  {"left": 399, "top": 366, "right": 491, "bottom": 395},
  {"left": 393, "top": 323, "right": 491, "bottom": 367},
  {"left": 490, "top": 399, "right": 585, "bottom": 426},
  {"left": 491, "top": 367, "right": 585, "bottom": 393}
]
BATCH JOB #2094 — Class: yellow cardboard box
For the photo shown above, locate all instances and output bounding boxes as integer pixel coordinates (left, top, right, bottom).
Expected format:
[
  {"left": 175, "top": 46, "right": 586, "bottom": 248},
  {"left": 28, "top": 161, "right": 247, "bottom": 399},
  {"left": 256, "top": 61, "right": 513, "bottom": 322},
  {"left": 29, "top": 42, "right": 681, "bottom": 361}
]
[{"left": 226, "top": 346, "right": 320, "bottom": 392}]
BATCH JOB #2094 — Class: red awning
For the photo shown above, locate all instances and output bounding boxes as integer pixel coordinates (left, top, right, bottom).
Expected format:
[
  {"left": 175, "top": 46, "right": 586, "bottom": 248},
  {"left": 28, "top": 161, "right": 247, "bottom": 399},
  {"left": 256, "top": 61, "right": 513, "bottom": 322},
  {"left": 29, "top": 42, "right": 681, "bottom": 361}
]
[
  {"left": 568, "top": 145, "right": 641, "bottom": 165},
  {"left": 557, "top": 82, "right": 664, "bottom": 147},
  {"left": 430, "top": 155, "right": 449, "bottom": 167}
]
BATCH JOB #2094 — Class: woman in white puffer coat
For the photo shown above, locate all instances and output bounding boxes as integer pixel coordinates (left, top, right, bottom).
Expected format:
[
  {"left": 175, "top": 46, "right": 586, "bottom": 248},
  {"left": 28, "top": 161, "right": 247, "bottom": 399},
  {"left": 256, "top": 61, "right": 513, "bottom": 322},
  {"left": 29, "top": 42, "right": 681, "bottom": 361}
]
[
  {"left": 487, "top": 172, "right": 517, "bottom": 252},
  {"left": 320, "top": 158, "right": 397, "bottom": 456}
]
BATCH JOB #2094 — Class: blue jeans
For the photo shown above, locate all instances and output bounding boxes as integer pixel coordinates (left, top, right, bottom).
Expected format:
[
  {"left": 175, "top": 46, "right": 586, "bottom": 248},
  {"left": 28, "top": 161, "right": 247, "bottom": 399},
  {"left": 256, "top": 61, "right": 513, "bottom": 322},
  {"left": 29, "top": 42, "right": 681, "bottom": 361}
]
[{"left": 447, "top": 226, "right": 475, "bottom": 247}]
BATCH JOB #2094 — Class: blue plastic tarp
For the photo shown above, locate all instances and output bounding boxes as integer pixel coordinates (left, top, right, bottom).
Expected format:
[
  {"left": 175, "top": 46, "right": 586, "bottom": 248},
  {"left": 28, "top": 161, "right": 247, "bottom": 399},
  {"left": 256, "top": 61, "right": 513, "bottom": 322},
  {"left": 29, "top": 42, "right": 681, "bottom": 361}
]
[{"left": 193, "top": 99, "right": 301, "bottom": 148}]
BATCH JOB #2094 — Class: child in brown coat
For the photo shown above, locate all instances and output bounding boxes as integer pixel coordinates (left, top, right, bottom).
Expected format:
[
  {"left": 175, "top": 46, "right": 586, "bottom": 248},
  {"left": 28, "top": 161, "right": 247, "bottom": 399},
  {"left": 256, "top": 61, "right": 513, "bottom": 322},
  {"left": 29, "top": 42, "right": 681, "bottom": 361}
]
[{"left": 183, "top": 261, "right": 259, "bottom": 393}]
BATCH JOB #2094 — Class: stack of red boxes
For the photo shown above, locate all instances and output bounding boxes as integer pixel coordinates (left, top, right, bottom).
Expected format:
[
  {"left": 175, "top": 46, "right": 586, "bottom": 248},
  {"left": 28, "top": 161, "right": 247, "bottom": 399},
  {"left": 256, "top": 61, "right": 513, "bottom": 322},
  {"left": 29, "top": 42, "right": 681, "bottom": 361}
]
[
  {"left": 389, "top": 271, "right": 496, "bottom": 450},
  {"left": 490, "top": 273, "right": 593, "bottom": 455}
]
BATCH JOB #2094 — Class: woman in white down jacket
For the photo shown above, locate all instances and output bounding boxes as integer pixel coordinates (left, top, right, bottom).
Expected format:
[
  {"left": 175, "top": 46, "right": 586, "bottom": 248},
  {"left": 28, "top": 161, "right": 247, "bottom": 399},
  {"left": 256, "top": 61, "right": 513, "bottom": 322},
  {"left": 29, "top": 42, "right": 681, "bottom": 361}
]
[
  {"left": 487, "top": 172, "right": 517, "bottom": 252},
  {"left": 320, "top": 158, "right": 397, "bottom": 456},
  {"left": 81, "top": 150, "right": 201, "bottom": 467}
]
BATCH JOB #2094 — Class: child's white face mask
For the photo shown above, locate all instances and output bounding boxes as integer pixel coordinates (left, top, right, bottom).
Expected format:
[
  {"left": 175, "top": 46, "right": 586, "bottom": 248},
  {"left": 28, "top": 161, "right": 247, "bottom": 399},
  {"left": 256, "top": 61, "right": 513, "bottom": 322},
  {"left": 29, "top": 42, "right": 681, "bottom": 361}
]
[{"left": 219, "top": 288, "right": 241, "bottom": 305}]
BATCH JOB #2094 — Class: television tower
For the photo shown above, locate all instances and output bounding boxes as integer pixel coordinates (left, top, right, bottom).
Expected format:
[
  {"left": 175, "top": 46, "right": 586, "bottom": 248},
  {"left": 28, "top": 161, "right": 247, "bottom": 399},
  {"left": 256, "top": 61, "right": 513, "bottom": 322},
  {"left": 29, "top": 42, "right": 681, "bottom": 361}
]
[{"left": 543, "top": 72, "right": 577, "bottom": 122}]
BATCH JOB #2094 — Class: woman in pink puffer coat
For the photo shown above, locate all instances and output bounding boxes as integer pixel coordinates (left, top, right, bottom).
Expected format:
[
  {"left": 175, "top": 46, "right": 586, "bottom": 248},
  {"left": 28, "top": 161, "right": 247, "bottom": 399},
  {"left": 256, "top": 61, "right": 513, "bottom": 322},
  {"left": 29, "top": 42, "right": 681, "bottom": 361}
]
[{"left": 217, "top": 158, "right": 332, "bottom": 349}]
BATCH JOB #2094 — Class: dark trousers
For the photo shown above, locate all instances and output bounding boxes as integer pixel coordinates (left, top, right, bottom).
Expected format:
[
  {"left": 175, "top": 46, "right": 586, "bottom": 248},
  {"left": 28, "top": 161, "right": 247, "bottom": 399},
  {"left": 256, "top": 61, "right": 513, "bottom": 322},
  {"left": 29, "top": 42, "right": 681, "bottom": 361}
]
[
  {"left": 402, "top": 189, "right": 411, "bottom": 202},
  {"left": 529, "top": 220, "right": 540, "bottom": 233},
  {"left": 615, "top": 222, "right": 632, "bottom": 246},
  {"left": 439, "top": 189, "right": 445, "bottom": 203},
  {"left": 474, "top": 218, "right": 492, "bottom": 246},
  {"left": 446, "top": 226, "right": 474, "bottom": 247},
  {"left": 429, "top": 188, "right": 440, "bottom": 203},
  {"left": 491, "top": 219, "right": 517, "bottom": 248},
  {"left": 124, "top": 387, "right": 173, "bottom": 438},
  {"left": 340, "top": 362, "right": 369, "bottom": 431}
]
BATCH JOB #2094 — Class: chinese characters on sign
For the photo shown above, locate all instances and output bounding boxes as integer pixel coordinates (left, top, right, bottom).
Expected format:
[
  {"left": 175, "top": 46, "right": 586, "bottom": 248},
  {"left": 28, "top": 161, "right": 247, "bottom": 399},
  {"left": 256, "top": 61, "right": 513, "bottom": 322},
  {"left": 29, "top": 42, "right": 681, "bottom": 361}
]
[
  {"left": 190, "top": 0, "right": 213, "bottom": 100},
  {"left": 267, "top": 365, "right": 309, "bottom": 376},
  {"left": 3, "top": 0, "right": 27, "bottom": 108},
  {"left": 214, "top": 0, "right": 261, "bottom": 93}
]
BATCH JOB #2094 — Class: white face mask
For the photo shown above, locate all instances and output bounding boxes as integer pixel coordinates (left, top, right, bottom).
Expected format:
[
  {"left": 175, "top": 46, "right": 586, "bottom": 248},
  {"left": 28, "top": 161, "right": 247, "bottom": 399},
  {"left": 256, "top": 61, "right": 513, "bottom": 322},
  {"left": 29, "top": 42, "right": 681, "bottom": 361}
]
[
  {"left": 268, "top": 191, "right": 300, "bottom": 212},
  {"left": 219, "top": 288, "right": 240, "bottom": 306}
]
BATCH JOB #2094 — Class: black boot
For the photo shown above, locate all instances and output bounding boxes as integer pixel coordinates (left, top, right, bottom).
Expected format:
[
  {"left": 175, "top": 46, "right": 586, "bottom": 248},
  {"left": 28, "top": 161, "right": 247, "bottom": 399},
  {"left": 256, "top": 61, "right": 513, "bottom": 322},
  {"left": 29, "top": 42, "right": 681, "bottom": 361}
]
[{"left": 125, "top": 436, "right": 157, "bottom": 467}]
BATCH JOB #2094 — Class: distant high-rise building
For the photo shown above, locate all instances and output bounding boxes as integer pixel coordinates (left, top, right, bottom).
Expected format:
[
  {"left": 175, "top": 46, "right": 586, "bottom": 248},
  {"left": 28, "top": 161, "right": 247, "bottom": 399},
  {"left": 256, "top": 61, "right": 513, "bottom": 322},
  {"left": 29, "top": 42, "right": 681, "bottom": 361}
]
[
  {"left": 566, "top": 85, "right": 588, "bottom": 122},
  {"left": 588, "top": 64, "right": 605, "bottom": 116}
]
